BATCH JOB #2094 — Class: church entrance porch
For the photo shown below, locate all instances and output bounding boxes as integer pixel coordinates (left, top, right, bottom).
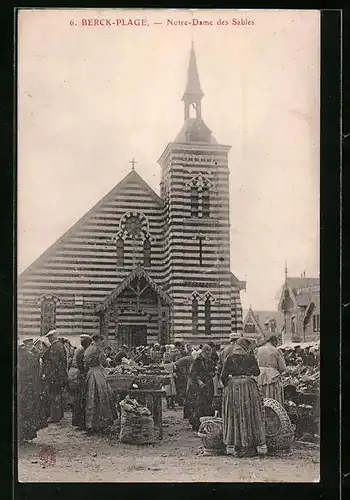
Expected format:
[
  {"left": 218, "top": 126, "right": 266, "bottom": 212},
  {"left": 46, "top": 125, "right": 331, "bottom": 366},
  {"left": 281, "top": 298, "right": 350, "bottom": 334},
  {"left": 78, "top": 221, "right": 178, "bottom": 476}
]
[
  {"left": 116, "top": 324, "right": 147, "bottom": 347},
  {"left": 95, "top": 266, "right": 172, "bottom": 347}
]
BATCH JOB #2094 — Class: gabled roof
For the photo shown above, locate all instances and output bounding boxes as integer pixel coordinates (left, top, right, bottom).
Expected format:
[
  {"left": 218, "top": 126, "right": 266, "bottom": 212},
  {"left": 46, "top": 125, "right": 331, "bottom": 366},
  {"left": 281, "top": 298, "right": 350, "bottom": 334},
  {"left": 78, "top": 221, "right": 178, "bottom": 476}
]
[
  {"left": 277, "top": 276, "right": 319, "bottom": 311},
  {"left": 95, "top": 265, "right": 172, "bottom": 313},
  {"left": 243, "top": 307, "right": 263, "bottom": 335},
  {"left": 286, "top": 277, "right": 319, "bottom": 294},
  {"left": 230, "top": 272, "right": 246, "bottom": 291},
  {"left": 244, "top": 308, "right": 285, "bottom": 334},
  {"left": 19, "top": 170, "right": 163, "bottom": 279},
  {"left": 252, "top": 311, "right": 285, "bottom": 333}
]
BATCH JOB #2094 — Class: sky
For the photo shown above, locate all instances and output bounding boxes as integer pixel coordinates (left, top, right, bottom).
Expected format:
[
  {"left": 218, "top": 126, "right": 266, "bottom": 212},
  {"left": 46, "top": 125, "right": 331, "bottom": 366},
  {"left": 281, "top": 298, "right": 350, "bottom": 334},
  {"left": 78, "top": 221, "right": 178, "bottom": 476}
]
[{"left": 17, "top": 8, "right": 320, "bottom": 312}]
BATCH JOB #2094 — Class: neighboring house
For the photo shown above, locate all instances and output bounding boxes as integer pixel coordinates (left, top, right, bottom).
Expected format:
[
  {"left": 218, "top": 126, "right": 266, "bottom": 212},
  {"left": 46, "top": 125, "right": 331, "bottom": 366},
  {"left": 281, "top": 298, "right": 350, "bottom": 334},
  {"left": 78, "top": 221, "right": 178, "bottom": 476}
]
[
  {"left": 17, "top": 44, "right": 246, "bottom": 348},
  {"left": 278, "top": 276, "right": 320, "bottom": 344},
  {"left": 243, "top": 308, "right": 284, "bottom": 343}
]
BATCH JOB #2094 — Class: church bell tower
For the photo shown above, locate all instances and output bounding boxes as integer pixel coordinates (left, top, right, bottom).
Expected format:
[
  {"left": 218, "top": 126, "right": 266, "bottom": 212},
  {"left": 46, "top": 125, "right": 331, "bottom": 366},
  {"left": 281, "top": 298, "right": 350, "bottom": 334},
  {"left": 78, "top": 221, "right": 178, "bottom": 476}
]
[{"left": 158, "top": 44, "right": 242, "bottom": 344}]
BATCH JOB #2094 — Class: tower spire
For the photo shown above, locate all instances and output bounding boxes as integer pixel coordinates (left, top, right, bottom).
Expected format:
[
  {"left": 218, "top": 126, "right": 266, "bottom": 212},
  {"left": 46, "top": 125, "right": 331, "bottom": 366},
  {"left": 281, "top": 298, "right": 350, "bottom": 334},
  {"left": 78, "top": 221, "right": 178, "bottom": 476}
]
[{"left": 182, "top": 42, "right": 204, "bottom": 121}]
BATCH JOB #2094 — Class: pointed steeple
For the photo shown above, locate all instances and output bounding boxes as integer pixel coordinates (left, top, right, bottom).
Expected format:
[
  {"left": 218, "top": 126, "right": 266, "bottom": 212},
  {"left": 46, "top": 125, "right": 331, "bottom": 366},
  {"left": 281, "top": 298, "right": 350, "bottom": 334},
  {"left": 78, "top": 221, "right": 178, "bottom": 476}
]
[
  {"left": 183, "top": 42, "right": 204, "bottom": 99},
  {"left": 182, "top": 42, "right": 204, "bottom": 120},
  {"left": 174, "top": 43, "right": 217, "bottom": 144}
]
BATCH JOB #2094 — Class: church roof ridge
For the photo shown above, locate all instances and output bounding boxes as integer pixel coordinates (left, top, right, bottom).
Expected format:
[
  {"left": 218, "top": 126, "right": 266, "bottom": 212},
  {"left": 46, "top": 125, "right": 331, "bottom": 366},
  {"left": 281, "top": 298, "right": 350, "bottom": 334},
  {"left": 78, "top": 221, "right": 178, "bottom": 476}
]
[{"left": 19, "top": 169, "right": 162, "bottom": 279}]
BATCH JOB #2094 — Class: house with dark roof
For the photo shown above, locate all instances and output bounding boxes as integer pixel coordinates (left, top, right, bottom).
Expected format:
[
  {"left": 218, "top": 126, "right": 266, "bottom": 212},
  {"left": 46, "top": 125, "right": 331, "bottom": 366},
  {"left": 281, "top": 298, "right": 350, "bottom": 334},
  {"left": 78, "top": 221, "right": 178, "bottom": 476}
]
[
  {"left": 243, "top": 307, "right": 284, "bottom": 343},
  {"left": 278, "top": 275, "right": 320, "bottom": 343},
  {"left": 17, "top": 44, "right": 246, "bottom": 347}
]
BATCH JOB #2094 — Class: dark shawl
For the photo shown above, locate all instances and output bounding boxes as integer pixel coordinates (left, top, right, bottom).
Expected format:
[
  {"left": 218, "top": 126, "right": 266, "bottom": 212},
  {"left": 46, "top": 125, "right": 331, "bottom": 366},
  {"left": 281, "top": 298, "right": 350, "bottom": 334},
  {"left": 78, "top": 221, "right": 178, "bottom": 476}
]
[
  {"left": 220, "top": 338, "right": 260, "bottom": 386},
  {"left": 41, "top": 340, "right": 68, "bottom": 384}
]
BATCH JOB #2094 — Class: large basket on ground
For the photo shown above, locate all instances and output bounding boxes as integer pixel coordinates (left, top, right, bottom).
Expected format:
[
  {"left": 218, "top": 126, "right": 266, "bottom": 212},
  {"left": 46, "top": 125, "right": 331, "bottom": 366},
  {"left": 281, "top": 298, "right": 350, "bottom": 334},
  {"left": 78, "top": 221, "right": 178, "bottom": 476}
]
[
  {"left": 197, "top": 416, "right": 226, "bottom": 455},
  {"left": 263, "top": 397, "right": 295, "bottom": 450}
]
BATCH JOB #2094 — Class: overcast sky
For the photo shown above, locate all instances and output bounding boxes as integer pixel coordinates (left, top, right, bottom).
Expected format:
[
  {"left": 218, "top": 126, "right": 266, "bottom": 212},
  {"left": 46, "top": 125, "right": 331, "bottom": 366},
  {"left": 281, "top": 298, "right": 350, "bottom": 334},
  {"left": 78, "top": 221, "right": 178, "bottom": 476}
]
[{"left": 18, "top": 9, "right": 320, "bottom": 312}]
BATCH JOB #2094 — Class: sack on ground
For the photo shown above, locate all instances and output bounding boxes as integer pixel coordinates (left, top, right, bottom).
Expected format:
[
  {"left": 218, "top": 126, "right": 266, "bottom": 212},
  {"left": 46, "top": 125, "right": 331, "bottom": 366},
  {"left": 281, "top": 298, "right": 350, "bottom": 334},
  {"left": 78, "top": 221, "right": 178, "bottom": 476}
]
[
  {"left": 119, "top": 410, "right": 155, "bottom": 444},
  {"left": 119, "top": 396, "right": 154, "bottom": 444}
]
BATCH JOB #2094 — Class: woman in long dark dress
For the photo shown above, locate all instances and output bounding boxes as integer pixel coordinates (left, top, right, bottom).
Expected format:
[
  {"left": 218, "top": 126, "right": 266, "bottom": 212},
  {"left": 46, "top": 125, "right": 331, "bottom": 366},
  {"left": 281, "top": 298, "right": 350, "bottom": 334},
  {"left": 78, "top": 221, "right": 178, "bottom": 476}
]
[
  {"left": 83, "top": 334, "right": 115, "bottom": 434},
  {"left": 221, "top": 337, "right": 267, "bottom": 457},
  {"left": 17, "top": 339, "right": 49, "bottom": 442},
  {"left": 184, "top": 344, "right": 215, "bottom": 432},
  {"left": 71, "top": 334, "right": 92, "bottom": 429},
  {"left": 17, "top": 344, "right": 41, "bottom": 442}
]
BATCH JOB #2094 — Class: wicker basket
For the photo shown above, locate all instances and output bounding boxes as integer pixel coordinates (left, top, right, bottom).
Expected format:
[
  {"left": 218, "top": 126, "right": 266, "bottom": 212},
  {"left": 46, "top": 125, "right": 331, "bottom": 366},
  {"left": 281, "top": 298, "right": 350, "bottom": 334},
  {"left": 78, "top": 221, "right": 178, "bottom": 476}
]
[
  {"left": 263, "top": 398, "right": 295, "bottom": 450},
  {"left": 198, "top": 417, "right": 226, "bottom": 455}
]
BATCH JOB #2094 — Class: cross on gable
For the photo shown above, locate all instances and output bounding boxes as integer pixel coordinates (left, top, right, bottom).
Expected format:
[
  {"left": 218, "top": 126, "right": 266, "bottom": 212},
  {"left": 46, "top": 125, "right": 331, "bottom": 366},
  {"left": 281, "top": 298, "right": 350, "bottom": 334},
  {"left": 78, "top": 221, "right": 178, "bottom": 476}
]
[{"left": 129, "top": 158, "right": 137, "bottom": 170}]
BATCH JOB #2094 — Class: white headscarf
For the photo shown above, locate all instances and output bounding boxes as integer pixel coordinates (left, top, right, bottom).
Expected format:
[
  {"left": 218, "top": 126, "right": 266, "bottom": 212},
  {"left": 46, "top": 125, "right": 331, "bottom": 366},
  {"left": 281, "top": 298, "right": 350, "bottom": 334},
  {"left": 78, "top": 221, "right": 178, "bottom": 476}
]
[{"left": 191, "top": 350, "right": 201, "bottom": 360}]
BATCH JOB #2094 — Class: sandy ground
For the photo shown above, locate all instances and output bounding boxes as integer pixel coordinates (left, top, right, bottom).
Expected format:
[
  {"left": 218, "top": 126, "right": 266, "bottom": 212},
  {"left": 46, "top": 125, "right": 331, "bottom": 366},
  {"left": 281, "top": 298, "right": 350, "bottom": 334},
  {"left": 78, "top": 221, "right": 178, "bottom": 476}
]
[{"left": 18, "top": 407, "right": 319, "bottom": 483}]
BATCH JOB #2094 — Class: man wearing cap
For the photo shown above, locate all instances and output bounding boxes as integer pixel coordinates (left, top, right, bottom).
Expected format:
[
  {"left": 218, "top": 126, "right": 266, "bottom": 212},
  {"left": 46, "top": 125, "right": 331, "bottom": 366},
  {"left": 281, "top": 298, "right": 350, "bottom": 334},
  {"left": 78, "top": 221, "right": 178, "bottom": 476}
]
[
  {"left": 70, "top": 334, "right": 92, "bottom": 429},
  {"left": 41, "top": 330, "right": 68, "bottom": 423}
]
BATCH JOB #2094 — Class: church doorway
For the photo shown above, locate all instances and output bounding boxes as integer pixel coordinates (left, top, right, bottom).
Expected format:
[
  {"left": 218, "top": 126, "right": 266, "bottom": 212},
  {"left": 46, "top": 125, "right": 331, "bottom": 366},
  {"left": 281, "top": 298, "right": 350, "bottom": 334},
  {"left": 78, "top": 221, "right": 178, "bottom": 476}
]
[{"left": 118, "top": 324, "right": 147, "bottom": 347}]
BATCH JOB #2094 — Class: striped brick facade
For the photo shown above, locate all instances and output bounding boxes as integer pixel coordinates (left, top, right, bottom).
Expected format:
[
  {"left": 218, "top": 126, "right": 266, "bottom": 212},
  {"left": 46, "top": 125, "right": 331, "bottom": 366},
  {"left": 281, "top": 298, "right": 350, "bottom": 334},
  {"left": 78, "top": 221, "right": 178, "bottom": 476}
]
[
  {"left": 17, "top": 45, "right": 245, "bottom": 346},
  {"left": 159, "top": 143, "right": 244, "bottom": 344},
  {"left": 18, "top": 172, "right": 166, "bottom": 344}
]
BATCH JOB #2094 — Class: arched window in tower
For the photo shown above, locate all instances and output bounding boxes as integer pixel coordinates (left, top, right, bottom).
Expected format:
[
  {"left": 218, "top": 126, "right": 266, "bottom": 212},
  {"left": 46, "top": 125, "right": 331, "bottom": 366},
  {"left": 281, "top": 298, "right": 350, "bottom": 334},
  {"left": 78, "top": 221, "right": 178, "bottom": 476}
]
[
  {"left": 116, "top": 237, "right": 124, "bottom": 267},
  {"left": 192, "top": 297, "right": 199, "bottom": 334},
  {"left": 143, "top": 238, "right": 151, "bottom": 267},
  {"left": 41, "top": 297, "right": 57, "bottom": 336},
  {"left": 202, "top": 187, "right": 210, "bottom": 218},
  {"left": 204, "top": 297, "right": 211, "bottom": 335},
  {"left": 190, "top": 186, "right": 199, "bottom": 217}
]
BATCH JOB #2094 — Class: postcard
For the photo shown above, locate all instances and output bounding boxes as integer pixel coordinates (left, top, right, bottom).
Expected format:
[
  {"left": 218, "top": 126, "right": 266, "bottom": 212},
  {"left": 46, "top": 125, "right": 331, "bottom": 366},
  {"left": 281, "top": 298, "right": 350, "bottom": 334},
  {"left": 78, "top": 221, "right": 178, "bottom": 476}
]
[{"left": 17, "top": 8, "right": 320, "bottom": 483}]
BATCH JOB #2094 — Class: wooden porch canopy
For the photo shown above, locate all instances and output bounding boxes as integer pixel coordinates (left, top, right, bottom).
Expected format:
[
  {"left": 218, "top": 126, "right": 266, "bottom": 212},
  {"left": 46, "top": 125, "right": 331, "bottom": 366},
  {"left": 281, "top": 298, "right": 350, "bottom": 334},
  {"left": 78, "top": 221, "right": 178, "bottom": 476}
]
[
  {"left": 94, "top": 266, "right": 172, "bottom": 344},
  {"left": 95, "top": 265, "right": 172, "bottom": 314}
]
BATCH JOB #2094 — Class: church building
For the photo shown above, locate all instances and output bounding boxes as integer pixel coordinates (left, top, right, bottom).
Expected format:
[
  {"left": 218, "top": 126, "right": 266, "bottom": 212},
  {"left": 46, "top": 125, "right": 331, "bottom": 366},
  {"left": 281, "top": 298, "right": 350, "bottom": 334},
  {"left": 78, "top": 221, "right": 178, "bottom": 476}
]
[{"left": 18, "top": 44, "right": 246, "bottom": 347}]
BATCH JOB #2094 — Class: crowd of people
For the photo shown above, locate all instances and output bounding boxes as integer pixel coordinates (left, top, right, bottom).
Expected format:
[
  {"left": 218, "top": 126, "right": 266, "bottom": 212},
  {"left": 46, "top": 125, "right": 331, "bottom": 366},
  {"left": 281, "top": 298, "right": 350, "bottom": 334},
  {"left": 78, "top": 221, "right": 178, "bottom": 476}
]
[
  {"left": 18, "top": 330, "right": 315, "bottom": 457},
  {"left": 280, "top": 344, "right": 319, "bottom": 367},
  {"left": 17, "top": 330, "right": 116, "bottom": 440}
]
